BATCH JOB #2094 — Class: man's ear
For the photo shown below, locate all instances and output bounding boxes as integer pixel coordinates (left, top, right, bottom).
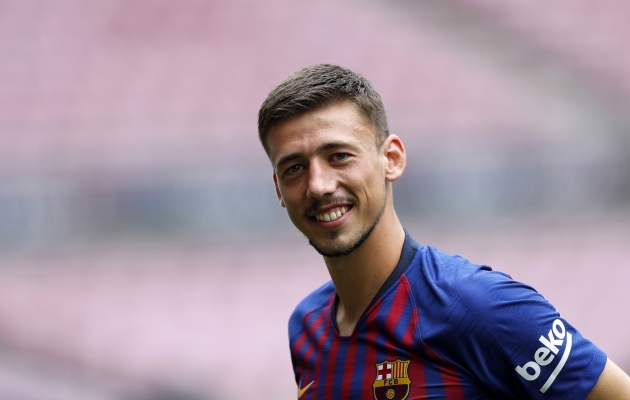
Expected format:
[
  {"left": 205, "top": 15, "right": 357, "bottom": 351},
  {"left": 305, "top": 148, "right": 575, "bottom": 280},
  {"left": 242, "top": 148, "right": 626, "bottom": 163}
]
[
  {"left": 272, "top": 172, "right": 286, "bottom": 208},
  {"left": 383, "top": 134, "right": 406, "bottom": 182}
]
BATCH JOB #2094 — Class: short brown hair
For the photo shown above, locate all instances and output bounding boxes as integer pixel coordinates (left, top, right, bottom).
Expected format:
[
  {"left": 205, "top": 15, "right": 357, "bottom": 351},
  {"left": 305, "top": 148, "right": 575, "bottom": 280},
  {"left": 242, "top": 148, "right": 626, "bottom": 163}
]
[{"left": 257, "top": 64, "right": 389, "bottom": 155}]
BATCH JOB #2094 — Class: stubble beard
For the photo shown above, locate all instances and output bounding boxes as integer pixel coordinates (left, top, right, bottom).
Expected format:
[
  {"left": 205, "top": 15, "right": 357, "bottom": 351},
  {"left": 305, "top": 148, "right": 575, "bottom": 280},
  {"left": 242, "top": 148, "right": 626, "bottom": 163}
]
[{"left": 307, "top": 188, "right": 388, "bottom": 258}]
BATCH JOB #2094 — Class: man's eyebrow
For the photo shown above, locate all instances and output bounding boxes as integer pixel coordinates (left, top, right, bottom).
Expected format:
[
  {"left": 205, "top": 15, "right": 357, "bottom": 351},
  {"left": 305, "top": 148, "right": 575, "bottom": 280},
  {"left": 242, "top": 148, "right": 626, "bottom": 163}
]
[
  {"left": 276, "top": 152, "right": 301, "bottom": 168},
  {"left": 317, "top": 142, "right": 349, "bottom": 152},
  {"left": 275, "top": 142, "right": 354, "bottom": 169}
]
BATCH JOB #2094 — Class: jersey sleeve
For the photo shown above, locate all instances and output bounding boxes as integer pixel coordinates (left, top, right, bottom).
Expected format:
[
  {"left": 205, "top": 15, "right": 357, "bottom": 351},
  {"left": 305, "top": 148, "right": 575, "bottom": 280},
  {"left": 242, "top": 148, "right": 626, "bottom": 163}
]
[
  {"left": 462, "top": 271, "right": 606, "bottom": 399},
  {"left": 416, "top": 247, "right": 607, "bottom": 399},
  {"left": 288, "top": 281, "right": 336, "bottom": 385}
]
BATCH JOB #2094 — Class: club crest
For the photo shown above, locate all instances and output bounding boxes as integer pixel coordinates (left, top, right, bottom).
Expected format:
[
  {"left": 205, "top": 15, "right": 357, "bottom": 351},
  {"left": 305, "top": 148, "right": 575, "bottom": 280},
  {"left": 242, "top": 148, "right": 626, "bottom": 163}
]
[{"left": 372, "top": 359, "right": 411, "bottom": 400}]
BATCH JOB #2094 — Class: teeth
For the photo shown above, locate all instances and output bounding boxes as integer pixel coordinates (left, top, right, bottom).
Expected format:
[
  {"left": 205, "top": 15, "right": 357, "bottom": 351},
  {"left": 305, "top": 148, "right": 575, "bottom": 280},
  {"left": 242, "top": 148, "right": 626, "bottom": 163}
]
[{"left": 315, "top": 206, "right": 348, "bottom": 222}]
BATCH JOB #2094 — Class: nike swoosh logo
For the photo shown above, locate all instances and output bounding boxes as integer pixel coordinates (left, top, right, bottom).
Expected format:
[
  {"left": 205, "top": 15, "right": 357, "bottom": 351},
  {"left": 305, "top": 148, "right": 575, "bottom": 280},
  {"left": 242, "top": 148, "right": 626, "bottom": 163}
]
[{"left": 297, "top": 380, "right": 314, "bottom": 398}]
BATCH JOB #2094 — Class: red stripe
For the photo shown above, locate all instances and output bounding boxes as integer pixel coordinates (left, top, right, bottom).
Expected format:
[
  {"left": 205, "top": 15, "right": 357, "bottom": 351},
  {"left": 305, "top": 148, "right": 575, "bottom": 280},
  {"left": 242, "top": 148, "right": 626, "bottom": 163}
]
[
  {"left": 304, "top": 294, "right": 335, "bottom": 400},
  {"left": 423, "top": 343, "right": 465, "bottom": 399},
  {"left": 360, "top": 298, "right": 383, "bottom": 399},
  {"left": 292, "top": 319, "right": 310, "bottom": 379},
  {"left": 384, "top": 281, "right": 409, "bottom": 342},
  {"left": 382, "top": 278, "right": 431, "bottom": 399},
  {"left": 297, "top": 300, "right": 329, "bottom": 373},
  {"left": 399, "top": 276, "right": 417, "bottom": 348},
  {"left": 299, "top": 294, "right": 334, "bottom": 400},
  {"left": 408, "top": 353, "right": 427, "bottom": 399},
  {"left": 340, "top": 339, "right": 358, "bottom": 398},
  {"left": 401, "top": 276, "right": 427, "bottom": 399},
  {"left": 381, "top": 283, "right": 408, "bottom": 363},
  {"left": 381, "top": 280, "right": 415, "bottom": 373},
  {"left": 322, "top": 325, "right": 341, "bottom": 398}
]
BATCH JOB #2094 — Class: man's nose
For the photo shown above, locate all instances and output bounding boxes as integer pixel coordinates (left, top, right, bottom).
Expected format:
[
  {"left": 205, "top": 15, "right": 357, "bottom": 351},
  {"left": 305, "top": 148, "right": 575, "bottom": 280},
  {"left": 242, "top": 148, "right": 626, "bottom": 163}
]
[{"left": 306, "top": 161, "right": 336, "bottom": 199}]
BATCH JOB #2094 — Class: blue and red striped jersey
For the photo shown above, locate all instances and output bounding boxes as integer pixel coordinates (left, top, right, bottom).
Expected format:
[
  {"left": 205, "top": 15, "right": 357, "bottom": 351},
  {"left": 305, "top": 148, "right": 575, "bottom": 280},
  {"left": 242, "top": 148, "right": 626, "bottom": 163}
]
[{"left": 289, "top": 234, "right": 607, "bottom": 399}]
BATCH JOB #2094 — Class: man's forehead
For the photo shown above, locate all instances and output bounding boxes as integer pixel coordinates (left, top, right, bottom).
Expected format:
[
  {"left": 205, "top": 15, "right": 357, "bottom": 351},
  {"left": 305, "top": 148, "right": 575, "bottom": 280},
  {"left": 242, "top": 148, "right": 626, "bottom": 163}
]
[{"left": 267, "top": 103, "right": 373, "bottom": 161}]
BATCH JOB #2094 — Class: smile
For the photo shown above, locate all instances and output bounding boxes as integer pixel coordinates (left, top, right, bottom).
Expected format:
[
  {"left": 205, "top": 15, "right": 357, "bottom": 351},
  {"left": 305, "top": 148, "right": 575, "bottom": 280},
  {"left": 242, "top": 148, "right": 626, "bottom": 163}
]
[{"left": 315, "top": 206, "right": 348, "bottom": 222}]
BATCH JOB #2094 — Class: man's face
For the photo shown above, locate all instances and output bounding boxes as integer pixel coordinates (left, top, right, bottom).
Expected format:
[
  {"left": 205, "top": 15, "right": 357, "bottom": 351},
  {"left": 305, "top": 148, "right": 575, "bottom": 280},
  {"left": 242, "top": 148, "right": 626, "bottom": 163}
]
[{"left": 267, "top": 102, "right": 388, "bottom": 257}]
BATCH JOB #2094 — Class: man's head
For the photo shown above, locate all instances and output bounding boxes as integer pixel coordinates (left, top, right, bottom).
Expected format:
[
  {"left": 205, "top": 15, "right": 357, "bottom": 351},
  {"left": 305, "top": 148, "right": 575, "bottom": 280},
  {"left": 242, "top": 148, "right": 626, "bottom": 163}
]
[
  {"left": 259, "top": 65, "right": 405, "bottom": 259},
  {"left": 258, "top": 64, "right": 389, "bottom": 156}
]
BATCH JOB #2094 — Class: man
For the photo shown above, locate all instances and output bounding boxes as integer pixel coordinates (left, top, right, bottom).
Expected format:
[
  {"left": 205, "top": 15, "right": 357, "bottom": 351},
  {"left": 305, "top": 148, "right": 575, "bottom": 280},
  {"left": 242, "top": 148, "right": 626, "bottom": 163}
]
[{"left": 257, "top": 64, "right": 630, "bottom": 399}]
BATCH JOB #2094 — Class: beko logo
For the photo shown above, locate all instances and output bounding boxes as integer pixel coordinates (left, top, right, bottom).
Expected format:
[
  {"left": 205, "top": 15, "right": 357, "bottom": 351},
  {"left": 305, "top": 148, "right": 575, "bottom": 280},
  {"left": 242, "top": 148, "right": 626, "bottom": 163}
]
[{"left": 515, "top": 319, "right": 573, "bottom": 393}]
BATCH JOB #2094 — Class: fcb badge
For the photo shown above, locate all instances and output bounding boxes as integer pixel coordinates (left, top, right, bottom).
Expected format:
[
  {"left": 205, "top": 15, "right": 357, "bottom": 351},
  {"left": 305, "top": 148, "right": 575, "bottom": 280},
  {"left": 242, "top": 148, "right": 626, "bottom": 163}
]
[{"left": 372, "top": 359, "right": 411, "bottom": 400}]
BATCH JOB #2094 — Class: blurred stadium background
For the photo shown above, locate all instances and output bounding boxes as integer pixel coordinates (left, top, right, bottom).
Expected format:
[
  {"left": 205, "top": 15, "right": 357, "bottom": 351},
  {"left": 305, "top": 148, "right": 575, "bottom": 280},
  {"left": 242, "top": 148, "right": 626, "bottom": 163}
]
[{"left": 1, "top": 0, "right": 629, "bottom": 398}]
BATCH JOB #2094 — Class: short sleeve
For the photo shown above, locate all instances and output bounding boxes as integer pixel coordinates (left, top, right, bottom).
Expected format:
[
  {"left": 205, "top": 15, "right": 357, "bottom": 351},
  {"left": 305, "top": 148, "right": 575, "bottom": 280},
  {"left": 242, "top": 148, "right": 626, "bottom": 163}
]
[{"left": 449, "top": 266, "right": 607, "bottom": 399}]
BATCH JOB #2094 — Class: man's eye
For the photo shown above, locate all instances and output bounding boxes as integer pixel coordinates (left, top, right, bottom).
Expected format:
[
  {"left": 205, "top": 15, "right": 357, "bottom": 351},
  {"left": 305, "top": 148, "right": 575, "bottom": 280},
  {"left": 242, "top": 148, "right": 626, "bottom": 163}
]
[
  {"left": 332, "top": 153, "right": 349, "bottom": 162},
  {"left": 286, "top": 165, "right": 303, "bottom": 175}
]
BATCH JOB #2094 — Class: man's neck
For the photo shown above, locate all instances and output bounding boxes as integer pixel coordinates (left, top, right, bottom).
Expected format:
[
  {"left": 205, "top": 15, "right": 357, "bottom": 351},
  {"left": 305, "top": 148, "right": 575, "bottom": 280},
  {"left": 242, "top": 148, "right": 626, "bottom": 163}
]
[{"left": 324, "top": 212, "right": 405, "bottom": 336}]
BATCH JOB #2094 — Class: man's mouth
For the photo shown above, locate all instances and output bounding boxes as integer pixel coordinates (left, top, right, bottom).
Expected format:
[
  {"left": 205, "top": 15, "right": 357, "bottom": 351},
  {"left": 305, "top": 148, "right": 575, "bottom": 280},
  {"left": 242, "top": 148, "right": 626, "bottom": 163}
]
[{"left": 314, "top": 206, "right": 349, "bottom": 222}]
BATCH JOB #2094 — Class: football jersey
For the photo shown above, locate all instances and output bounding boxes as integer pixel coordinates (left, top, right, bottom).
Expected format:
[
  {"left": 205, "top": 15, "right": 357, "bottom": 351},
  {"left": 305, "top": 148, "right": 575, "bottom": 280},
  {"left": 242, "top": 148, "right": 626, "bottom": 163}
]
[{"left": 289, "top": 233, "right": 607, "bottom": 399}]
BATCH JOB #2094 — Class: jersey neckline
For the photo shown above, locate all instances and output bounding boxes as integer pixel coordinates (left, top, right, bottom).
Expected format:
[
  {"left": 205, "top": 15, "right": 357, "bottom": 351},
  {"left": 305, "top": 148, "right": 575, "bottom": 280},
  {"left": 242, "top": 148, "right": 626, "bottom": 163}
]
[{"left": 331, "top": 230, "right": 420, "bottom": 338}]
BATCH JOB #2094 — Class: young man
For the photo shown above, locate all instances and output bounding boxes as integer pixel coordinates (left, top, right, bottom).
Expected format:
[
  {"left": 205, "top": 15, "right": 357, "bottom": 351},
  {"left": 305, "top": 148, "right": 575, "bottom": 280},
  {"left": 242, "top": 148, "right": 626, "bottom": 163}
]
[{"left": 257, "top": 64, "right": 630, "bottom": 399}]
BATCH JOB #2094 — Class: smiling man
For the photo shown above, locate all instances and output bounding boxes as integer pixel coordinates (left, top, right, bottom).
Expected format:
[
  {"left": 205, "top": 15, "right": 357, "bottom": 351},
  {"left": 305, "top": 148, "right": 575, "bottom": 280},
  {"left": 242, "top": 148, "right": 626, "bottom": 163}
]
[{"left": 257, "top": 64, "right": 630, "bottom": 399}]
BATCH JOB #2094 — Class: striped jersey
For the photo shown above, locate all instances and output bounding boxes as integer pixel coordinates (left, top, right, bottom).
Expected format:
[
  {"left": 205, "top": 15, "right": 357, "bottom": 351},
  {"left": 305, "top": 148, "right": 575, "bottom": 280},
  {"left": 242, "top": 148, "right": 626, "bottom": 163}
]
[{"left": 289, "top": 234, "right": 607, "bottom": 399}]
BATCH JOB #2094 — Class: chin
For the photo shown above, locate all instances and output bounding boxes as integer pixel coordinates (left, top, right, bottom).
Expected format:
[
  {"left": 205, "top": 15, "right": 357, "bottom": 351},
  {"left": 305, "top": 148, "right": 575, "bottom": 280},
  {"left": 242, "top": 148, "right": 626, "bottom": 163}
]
[
  {"left": 307, "top": 229, "right": 372, "bottom": 258},
  {"left": 308, "top": 240, "right": 357, "bottom": 258}
]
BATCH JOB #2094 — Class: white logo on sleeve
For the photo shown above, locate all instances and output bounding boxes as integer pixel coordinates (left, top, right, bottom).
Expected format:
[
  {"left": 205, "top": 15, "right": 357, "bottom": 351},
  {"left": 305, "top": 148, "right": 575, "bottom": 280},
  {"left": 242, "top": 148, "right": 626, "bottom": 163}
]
[{"left": 514, "top": 319, "right": 573, "bottom": 393}]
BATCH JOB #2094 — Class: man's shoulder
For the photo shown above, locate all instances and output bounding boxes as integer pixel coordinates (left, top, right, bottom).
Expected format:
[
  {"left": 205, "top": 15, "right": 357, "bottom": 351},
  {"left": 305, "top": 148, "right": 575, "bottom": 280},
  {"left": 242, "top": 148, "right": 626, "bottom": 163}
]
[
  {"left": 405, "top": 242, "right": 540, "bottom": 323},
  {"left": 288, "top": 281, "right": 335, "bottom": 339},
  {"left": 403, "top": 238, "right": 608, "bottom": 397},
  {"left": 292, "top": 280, "right": 336, "bottom": 317},
  {"left": 406, "top": 243, "right": 510, "bottom": 292}
]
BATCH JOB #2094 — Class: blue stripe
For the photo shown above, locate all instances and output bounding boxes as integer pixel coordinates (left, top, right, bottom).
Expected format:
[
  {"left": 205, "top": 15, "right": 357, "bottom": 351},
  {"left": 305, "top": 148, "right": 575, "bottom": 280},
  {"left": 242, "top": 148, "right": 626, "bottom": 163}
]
[
  {"left": 302, "top": 310, "right": 323, "bottom": 374},
  {"left": 331, "top": 340, "right": 348, "bottom": 400},
  {"left": 313, "top": 305, "right": 333, "bottom": 400},
  {"left": 422, "top": 351, "right": 447, "bottom": 399},
  {"left": 392, "top": 295, "right": 415, "bottom": 357},
  {"left": 351, "top": 332, "right": 368, "bottom": 398}
]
